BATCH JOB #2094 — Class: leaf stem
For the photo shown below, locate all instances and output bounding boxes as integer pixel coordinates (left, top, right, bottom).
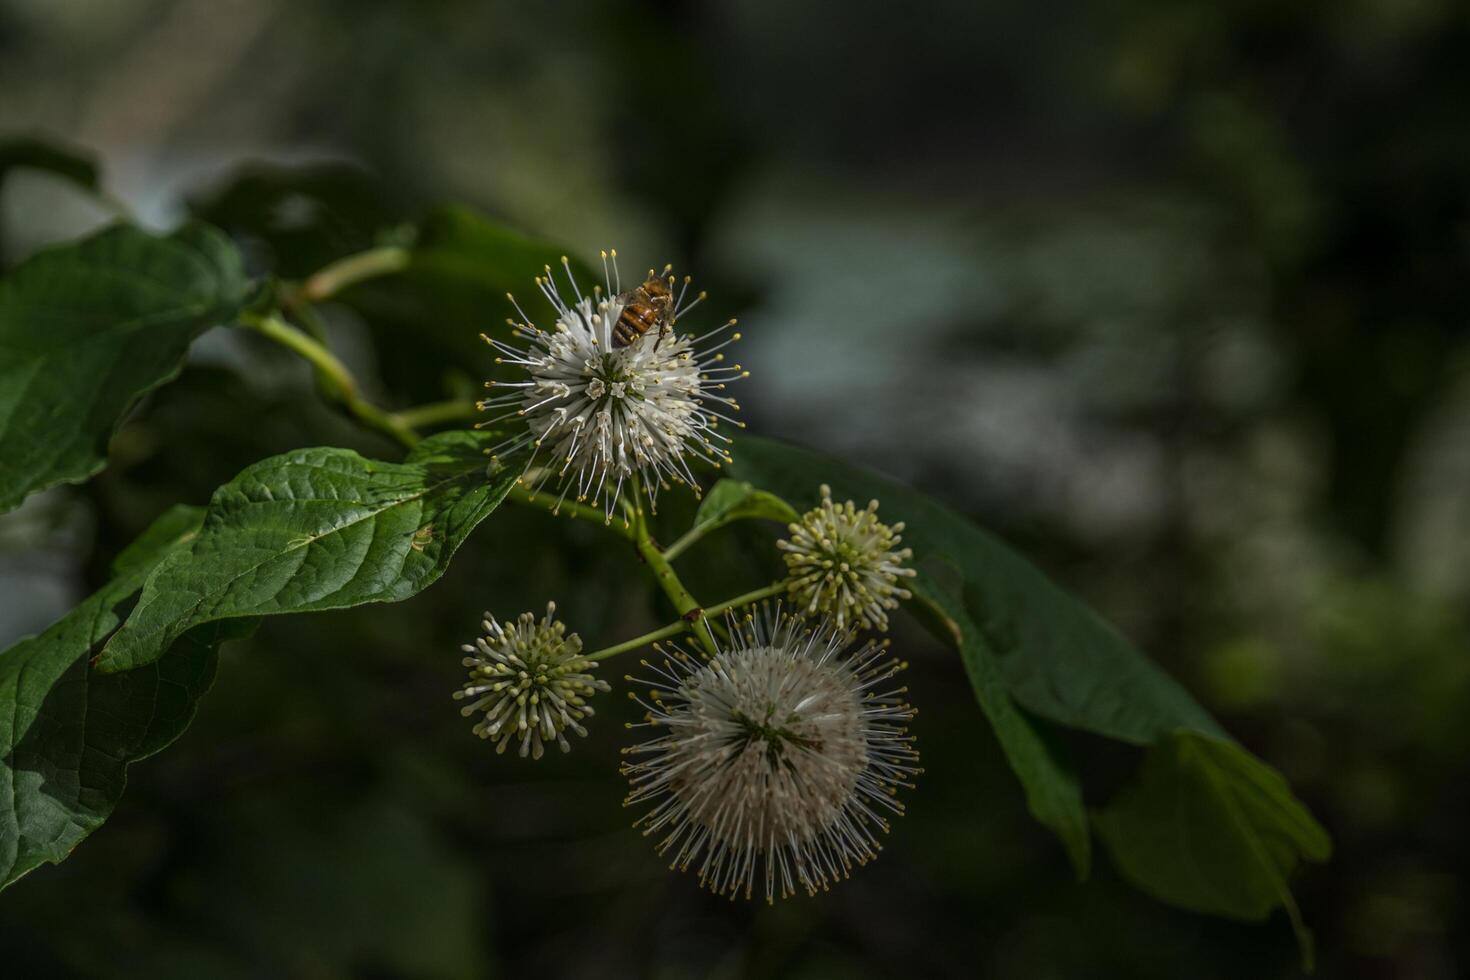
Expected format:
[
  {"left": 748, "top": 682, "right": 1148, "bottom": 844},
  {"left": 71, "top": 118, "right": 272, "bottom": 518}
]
[
  {"left": 584, "top": 620, "right": 688, "bottom": 661},
  {"left": 661, "top": 519, "right": 716, "bottom": 562},
  {"left": 301, "top": 245, "right": 410, "bottom": 303},
  {"left": 280, "top": 288, "right": 331, "bottom": 342},
  {"left": 705, "top": 581, "right": 788, "bottom": 618},
  {"left": 391, "top": 398, "right": 478, "bottom": 430},
  {"left": 240, "top": 312, "right": 420, "bottom": 450}
]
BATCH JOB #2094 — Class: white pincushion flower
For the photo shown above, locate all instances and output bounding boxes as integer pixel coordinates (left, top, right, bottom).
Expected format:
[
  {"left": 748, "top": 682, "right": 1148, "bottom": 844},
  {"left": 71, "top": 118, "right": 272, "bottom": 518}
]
[
  {"left": 623, "top": 607, "right": 920, "bottom": 902},
  {"left": 453, "top": 602, "right": 610, "bottom": 759},
  {"left": 479, "top": 252, "right": 745, "bottom": 519},
  {"left": 778, "top": 485, "right": 918, "bottom": 631}
]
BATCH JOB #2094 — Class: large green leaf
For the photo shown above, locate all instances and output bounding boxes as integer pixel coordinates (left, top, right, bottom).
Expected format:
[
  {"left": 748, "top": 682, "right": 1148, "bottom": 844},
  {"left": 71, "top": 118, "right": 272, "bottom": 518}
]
[
  {"left": 728, "top": 435, "right": 1328, "bottom": 940},
  {"left": 729, "top": 435, "right": 1223, "bottom": 744},
  {"left": 0, "top": 505, "right": 239, "bottom": 889},
  {"left": 1096, "top": 731, "right": 1333, "bottom": 968},
  {"left": 917, "top": 573, "right": 1092, "bottom": 876},
  {"left": 0, "top": 222, "right": 247, "bottom": 513},
  {"left": 97, "top": 430, "right": 525, "bottom": 674}
]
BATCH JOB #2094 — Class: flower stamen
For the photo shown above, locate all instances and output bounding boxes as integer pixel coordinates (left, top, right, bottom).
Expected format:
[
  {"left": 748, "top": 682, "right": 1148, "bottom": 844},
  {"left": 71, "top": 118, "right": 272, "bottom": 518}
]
[
  {"left": 622, "top": 606, "right": 920, "bottom": 902},
  {"left": 778, "top": 485, "right": 917, "bottom": 632},
  {"left": 453, "top": 602, "right": 610, "bottom": 759}
]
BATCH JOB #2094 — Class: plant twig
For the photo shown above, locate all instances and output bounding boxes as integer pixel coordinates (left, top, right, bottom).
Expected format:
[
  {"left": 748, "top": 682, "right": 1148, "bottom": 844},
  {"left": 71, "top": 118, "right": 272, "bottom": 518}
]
[
  {"left": 301, "top": 245, "right": 410, "bottom": 303},
  {"left": 391, "top": 398, "right": 478, "bottom": 430},
  {"left": 705, "top": 581, "right": 788, "bottom": 618},
  {"left": 241, "top": 311, "right": 420, "bottom": 450},
  {"left": 661, "top": 519, "right": 716, "bottom": 562},
  {"left": 584, "top": 620, "right": 688, "bottom": 661},
  {"left": 630, "top": 479, "right": 720, "bottom": 657},
  {"left": 582, "top": 581, "right": 788, "bottom": 662}
]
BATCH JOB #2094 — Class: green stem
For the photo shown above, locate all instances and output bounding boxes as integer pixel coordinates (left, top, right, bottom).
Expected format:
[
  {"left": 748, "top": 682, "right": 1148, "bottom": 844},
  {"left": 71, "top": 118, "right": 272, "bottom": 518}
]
[
  {"left": 391, "top": 398, "right": 478, "bottom": 430},
  {"left": 241, "top": 312, "right": 420, "bottom": 450},
  {"left": 582, "top": 580, "right": 789, "bottom": 662},
  {"left": 245, "top": 305, "right": 633, "bottom": 539},
  {"left": 301, "top": 245, "right": 410, "bottom": 302},
  {"left": 505, "top": 484, "right": 634, "bottom": 539},
  {"left": 705, "top": 581, "right": 788, "bottom": 618},
  {"left": 256, "top": 252, "right": 769, "bottom": 666},
  {"left": 584, "top": 620, "right": 687, "bottom": 661},
  {"left": 260, "top": 247, "right": 744, "bottom": 652},
  {"left": 281, "top": 289, "right": 331, "bottom": 342},
  {"left": 662, "top": 518, "right": 717, "bottom": 562},
  {"left": 631, "top": 479, "right": 720, "bottom": 657}
]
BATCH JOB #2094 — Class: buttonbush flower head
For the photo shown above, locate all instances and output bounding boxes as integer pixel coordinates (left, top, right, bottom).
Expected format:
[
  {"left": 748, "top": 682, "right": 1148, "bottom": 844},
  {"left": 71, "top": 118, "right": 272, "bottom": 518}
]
[
  {"left": 623, "top": 606, "right": 920, "bottom": 902},
  {"left": 479, "top": 252, "right": 745, "bottom": 519},
  {"left": 778, "top": 485, "right": 917, "bottom": 631},
  {"left": 453, "top": 602, "right": 610, "bottom": 759}
]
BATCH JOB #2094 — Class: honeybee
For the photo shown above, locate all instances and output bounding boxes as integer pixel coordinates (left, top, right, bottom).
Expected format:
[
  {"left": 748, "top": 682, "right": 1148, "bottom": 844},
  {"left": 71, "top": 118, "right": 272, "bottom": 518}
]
[{"left": 612, "top": 275, "right": 675, "bottom": 350}]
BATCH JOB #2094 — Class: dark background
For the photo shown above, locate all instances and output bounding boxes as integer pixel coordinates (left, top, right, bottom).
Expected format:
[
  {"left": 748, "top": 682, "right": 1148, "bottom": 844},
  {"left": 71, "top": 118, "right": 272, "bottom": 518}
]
[{"left": 1, "top": 1, "right": 1468, "bottom": 977}]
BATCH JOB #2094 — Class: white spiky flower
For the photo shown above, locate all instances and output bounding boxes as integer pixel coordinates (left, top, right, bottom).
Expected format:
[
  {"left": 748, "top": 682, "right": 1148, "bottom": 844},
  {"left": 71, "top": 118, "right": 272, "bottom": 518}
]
[
  {"left": 778, "top": 485, "right": 918, "bottom": 631},
  {"left": 623, "top": 606, "right": 920, "bottom": 902},
  {"left": 453, "top": 602, "right": 610, "bottom": 759},
  {"left": 479, "top": 252, "right": 745, "bottom": 519}
]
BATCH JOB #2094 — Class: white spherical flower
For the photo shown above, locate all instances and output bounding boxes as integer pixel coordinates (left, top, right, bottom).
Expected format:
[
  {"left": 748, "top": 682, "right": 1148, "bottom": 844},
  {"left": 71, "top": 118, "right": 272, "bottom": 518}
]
[
  {"left": 479, "top": 252, "right": 745, "bottom": 519},
  {"left": 453, "top": 602, "right": 610, "bottom": 759},
  {"left": 623, "top": 607, "right": 920, "bottom": 902},
  {"left": 778, "top": 485, "right": 918, "bottom": 631}
]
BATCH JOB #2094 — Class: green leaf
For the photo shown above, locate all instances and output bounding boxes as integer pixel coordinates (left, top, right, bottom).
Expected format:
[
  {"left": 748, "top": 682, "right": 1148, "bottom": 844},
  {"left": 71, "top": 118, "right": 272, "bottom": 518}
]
[
  {"left": 665, "top": 480, "right": 802, "bottom": 561},
  {"left": 917, "top": 573, "right": 1092, "bottom": 876},
  {"left": 728, "top": 435, "right": 1328, "bottom": 938},
  {"left": 0, "top": 505, "right": 240, "bottom": 889},
  {"left": 729, "top": 435, "right": 1223, "bottom": 744},
  {"left": 679, "top": 476, "right": 799, "bottom": 552},
  {"left": 1095, "top": 731, "right": 1332, "bottom": 969},
  {"left": 693, "top": 478, "right": 799, "bottom": 531},
  {"left": 111, "top": 503, "right": 209, "bottom": 577},
  {"left": 728, "top": 438, "right": 1093, "bottom": 873},
  {"left": 0, "top": 222, "right": 248, "bottom": 514},
  {"left": 96, "top": 430, "right": 525, "bottom": 674}
]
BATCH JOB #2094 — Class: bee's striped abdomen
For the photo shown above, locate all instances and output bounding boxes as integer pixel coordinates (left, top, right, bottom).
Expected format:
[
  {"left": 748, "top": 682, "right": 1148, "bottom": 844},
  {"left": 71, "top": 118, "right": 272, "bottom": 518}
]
[
  {"left": 613, "top": 301, "right": 660, "bottom": 348},
  {"left": 611, "top": 276, "right": 673, "bottom": 349}
]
